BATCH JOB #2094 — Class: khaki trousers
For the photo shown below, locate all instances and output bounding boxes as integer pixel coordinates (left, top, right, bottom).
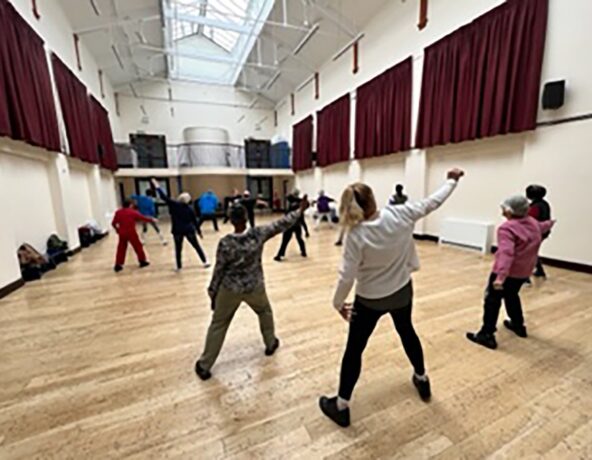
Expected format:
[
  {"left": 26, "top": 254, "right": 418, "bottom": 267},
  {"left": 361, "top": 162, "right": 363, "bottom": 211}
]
[{"left": 199, "top": 287, "right": 276, "bottom": 371}]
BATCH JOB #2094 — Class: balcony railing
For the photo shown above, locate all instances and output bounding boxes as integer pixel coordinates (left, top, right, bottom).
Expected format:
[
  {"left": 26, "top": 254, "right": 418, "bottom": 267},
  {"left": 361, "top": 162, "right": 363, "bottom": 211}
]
[{"left": 115, "top": 142, "right": 291, "bottom": 170}]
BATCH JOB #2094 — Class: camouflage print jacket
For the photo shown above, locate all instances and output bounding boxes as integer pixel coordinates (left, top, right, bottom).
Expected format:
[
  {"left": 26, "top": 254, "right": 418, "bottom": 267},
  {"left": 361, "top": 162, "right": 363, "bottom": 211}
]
[{"left": 208, "top": 211, "right": 301, "bottom": 298}]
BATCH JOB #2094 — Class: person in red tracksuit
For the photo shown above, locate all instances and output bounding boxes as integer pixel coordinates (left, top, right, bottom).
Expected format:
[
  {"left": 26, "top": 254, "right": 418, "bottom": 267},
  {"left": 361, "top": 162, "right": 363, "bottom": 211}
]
[{"left": 112, "top": 199, "right": 156, "bottom": 272}]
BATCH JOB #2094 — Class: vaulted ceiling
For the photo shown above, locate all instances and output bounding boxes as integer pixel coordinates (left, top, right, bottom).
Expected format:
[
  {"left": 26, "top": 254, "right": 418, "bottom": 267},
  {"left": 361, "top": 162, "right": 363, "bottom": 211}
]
[{"left": 60, "top": 0, "right": 390, "bottom": 102}]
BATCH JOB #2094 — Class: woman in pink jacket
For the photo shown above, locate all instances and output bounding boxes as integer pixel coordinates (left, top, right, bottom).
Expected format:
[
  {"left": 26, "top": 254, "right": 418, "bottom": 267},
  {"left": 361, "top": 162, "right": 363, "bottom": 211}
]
[{"left": 467, "top": 195, "right": 555, "bottom": 349}]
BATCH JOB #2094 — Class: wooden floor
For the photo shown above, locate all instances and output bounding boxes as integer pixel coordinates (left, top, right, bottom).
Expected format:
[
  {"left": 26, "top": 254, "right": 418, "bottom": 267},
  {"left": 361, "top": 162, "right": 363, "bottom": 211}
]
[{"left": 1, "top": 218, "right": 591, "bottom": 460}]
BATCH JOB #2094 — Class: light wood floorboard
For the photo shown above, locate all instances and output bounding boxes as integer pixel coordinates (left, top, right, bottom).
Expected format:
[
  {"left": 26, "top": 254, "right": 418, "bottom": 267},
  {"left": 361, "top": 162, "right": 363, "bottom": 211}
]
[{"left": 0, "top": 218, "right": 591, "bottom": 459}]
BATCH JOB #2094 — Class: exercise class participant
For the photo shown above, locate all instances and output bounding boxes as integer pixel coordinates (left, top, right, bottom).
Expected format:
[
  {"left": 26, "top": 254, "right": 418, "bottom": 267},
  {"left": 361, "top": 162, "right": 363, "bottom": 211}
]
[
  {"left": 313, "top": 190, "right": 336, "bottom": 229},
  {"left": 151, "top": 178, "right": 210, "bottom": 270},
  {"left": 240, "top": 190, "right": 268, "bottom": 228},
  {"left": 389, "top": 184, "right": 408, "bottom": 205},
  {"left": 223, "top": 188, "right": 241, "bottom": 223},
  {"left": 196, "top": 189, "right": 220, "bottom": 232},
  {"left": 111, "top": 199, "right": 156, "bottom": 272},
  {"left": 466, "top": 195, "right": 555, "bottom": 350},
  {"left": 131, "top": 189, "right": 167, "bottom": 245},
  {"left": 526, "top": 184, "right": 552, "bottom": 279},
  {"left": 274, "top": 189, "right": 308, "bottom": 262},
  {"left": 319, "top": 168, "right": 465, "bottom": 427},
  {"left": 195, "top": 197, "right": 310, "bottom": 380}
]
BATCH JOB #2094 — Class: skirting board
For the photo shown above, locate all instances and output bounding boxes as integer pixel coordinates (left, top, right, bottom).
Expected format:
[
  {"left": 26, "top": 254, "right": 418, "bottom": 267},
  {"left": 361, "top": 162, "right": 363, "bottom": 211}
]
[
  {"left": 0, "top": 278, "right": 25, "bottom": 300},
  {"left": 414, "top": 234, "right": 592, "bottom": 275}
]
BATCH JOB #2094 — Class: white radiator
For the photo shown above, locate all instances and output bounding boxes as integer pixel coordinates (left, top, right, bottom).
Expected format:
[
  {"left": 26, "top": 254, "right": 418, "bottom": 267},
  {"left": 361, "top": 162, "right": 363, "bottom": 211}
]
[{"left": 439, "top": 218, "right": 494, "bottom": 254}]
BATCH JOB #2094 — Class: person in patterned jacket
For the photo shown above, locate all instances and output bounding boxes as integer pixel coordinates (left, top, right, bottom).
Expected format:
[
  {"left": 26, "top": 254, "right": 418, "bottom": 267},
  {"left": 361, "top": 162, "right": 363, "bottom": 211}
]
[{"left": 195, "top": 196, "right": 309, "bottom": 380}]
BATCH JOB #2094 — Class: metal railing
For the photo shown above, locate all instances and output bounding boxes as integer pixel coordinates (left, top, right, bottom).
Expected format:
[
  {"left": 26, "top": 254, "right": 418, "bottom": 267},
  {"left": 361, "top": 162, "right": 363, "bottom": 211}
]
[{"left": 115, "top": 142, "right": 291, "bottom": 169}]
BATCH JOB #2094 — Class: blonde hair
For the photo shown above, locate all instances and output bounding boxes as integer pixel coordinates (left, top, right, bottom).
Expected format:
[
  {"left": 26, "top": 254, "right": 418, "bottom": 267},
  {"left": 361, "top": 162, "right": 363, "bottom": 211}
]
[
  {"left": 178, "top": 192, "right": 192, "bottom": 204},
  {"left": 339, "top": 183, "right": 376, "bottom": 228}
]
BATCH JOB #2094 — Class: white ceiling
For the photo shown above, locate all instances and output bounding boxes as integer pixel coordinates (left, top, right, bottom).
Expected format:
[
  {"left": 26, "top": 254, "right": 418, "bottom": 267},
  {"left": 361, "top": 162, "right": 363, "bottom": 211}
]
[{"left": 60, "top": 0, "right": 390, "bottom": 103}]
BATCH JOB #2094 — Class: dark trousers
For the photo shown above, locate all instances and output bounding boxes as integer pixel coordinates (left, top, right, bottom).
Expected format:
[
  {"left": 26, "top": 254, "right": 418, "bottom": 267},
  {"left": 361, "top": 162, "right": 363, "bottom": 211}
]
[
  {"left": 199, "top": 214, "right": 219, "bottom": 232},
  {"left": 480, "top": 273, "right": 527, "bottom": 335},
  {"left": 534, "top": 258, "right": 546, "bottom": 277},
  {"left": 276, "top": 223, "right": 306, "bottom": 257},
  {"left": 173, "top": 232, "right": 206, "bottom": 268},
  {"left": 247, "top": 210, "right": 255, "bottom": 228},
  {"left": 338, "top": 300, "right": 425, "bottom": 401},
  {"left": 142, "top": 221, "right": 161, "bottom": 234},
  {"left": 300, "top": 215, "right": 309, "bottom": 237}
]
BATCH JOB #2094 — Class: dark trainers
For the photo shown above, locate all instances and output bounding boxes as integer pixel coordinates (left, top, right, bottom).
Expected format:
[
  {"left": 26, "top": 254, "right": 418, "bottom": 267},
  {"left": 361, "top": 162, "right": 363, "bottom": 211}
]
[
  {"left": 139, "top": 261, "right": 150, "bottom": 268},
  {"left": 114, "top": 265, "right": 123, "bottom": 272},
  {"left": 194, "top": 361, "right": 212, "bottom": 381},
  {"left": 412, "top": 375, "right": 431, "bottom": 402},
  {"left": 466, "top": 331, "right": 498, "bottom": 350},
  {"left": 265, "top": 338, "right": 280, "bottom": 356},
  {"left": 319, "top": 396, "right": 350, "bottom": 428},
  {"left": 504, "top": 320, "right": 528, "bottom": 338},
  {"left": 273, "top": 256, "right": 283, "bottom": 262}
]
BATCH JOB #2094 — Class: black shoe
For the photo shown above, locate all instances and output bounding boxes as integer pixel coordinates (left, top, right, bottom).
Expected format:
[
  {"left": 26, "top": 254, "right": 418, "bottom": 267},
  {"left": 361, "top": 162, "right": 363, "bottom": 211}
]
[
  {"left": 301, "top": 253, "right": 307, "bottom": 258},
  {"left": 335, "top": 241, "right": 343, "bottom": 247},
  {"left": 533, "top": 271, "right": 546, "bottom": 279},
  {"left": 273, "top": 255, "right": 283, "bottom": 262},
  {"left": 319, "top": 396, "right": 350, "bottom": 428},
  {"left": 265, "top": 338, "right": 280, "bottom": 356},
  {"left": 194, "top": 361, "right": 212, "bottom": 381},
  {"left": 139, "top": 261, "right": 150, "bottom": 268},
  {"left": 114, "top": 265, "right": 123, "bottom": 272},
  {"left": 412, "top": 375, "right": 431, "bottom": 402},
  {"left": 504, "top": 320, "right": 528, "bottom": 338},
  {"left": 305, "top": 233, "right": 310, "bottom": 238},
  {"left": 466, "top": 331, "right": 497, "bottom": 350}
]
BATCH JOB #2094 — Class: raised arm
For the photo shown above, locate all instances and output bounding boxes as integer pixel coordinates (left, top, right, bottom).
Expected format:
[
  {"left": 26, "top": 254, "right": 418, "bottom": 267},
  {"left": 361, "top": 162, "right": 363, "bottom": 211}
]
[
  {"left": 333, "top": 234, "right": 362, "bottom": 310},
  {"left": 396, "top": 168, "right": 464, "bottom": 223},
  {"left": 258, "top": 195, "right": 309, "bottom": 242},
  {"left": 151, "top": 178, "right": 173, "bottom": 205}
]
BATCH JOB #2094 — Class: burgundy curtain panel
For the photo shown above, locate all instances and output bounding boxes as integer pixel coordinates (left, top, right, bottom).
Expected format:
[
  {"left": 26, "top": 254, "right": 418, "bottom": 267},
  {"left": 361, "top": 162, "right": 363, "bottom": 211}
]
[
  {"left": 415, "top": 0, "right": 549, "bottom": 149},
  {"left": 355, "top": 57, "right": 412, "bottom": 159},
  {"left": 52, "top": 54, "right": 99, "bottom": 164},
  {"left": 0, "top": 0, "right": 60, "bottom": 151},
  {"left": 292, "top": 116, "right": 314, "bottom": 172},
  {"left": 90, "top": 97, "right": 118, "bottom": 171},
  {"left": 316, "top": 94, "right": 350, "bottom": 167}
]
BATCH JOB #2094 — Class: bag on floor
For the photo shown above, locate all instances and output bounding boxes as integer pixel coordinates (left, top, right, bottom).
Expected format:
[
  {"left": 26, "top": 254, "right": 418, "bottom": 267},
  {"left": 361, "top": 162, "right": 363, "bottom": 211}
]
[{"left": 17, "top": 243, "right": 52, "bottom": 281}]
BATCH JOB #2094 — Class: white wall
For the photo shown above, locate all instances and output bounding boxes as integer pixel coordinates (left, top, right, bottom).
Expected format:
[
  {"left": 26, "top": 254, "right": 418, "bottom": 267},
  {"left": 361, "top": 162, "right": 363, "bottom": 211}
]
[
  {"left": 68, "top": 167, "right": 95, "bottom": 228},
  {"left": 118, "top": 81, "right": 275, "bottom": 145},
  {"left": 281, "top": 0, "right": 592, "bottom": 266}
]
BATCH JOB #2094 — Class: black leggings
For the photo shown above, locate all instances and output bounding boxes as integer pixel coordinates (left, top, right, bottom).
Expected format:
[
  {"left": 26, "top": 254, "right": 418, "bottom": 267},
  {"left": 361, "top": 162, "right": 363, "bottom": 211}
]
[
  {"left": 338, "top": 300, "right": 425, "bottom": 401},
  {"left": 276, "top": 223, "right": 306, "bottom": 257},
  {"left": 142, "top": 221, "right": 161, "bottom": 234},
  {"left": 173, "top": 232, "right": 206, "bottom": 268}
]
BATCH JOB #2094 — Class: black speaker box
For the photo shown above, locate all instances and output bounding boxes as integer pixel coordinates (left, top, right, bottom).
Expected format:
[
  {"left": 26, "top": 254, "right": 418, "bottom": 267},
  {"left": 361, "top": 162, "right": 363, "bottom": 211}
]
[{"left": 542, "top": 80, "right": 565, "bottom": 110}]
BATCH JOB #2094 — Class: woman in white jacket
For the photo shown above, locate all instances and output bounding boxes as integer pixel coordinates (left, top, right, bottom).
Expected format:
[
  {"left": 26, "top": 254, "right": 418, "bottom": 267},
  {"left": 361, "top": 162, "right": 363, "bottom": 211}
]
[{"left": 319, "top": 168, "right": 465, "bottom": 427}]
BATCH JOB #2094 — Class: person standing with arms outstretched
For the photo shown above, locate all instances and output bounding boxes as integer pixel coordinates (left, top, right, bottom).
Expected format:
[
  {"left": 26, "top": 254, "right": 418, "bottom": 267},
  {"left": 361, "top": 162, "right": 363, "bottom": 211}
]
[
  {"left": 319, "top": 168, "right": 465, "bottom": 428},
  {"left": 131, "top": 189, "right": 167, "bottom": 245},
  {"left": 151, "top": 178, "right": 210, "bottom": 271},
  {"left": 111, "top": 199, "right": 156, "bottom": 272},
  {"left": 274, "top": 189, "right": 307, "bottom": 262},
  {"left": 195, "top": 197, "right": 310, "bottom": 380}
]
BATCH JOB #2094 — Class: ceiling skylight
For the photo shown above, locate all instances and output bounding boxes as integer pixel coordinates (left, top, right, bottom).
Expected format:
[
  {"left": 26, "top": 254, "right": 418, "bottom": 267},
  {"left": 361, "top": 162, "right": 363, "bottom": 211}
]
[{"left": 165, "top": 0, "right": 274, "bottom": 85}]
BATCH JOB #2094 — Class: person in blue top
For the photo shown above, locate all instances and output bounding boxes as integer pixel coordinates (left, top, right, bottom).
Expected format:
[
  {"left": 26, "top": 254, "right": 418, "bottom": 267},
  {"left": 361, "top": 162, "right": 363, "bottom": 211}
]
[
  {"left": 131, "top": 189, "right": 167, "bottom": 246},
  {"left": 195, "top": 189, "right": 220, "bottom": 232}
]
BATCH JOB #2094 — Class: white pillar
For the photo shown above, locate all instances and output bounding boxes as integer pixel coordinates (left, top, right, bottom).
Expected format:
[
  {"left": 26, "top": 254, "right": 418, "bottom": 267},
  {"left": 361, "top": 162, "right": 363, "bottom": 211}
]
[{"left": 404, "top": 149, "right": 428, "bottom": 234}]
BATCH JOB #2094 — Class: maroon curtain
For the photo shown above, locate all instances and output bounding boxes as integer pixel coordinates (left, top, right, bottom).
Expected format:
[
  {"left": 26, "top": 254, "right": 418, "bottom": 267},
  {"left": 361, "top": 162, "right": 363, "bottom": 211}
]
[
  {"left": 415, "top": 0, "right": 548, "bottom": 149},
  {"left": 316, "top": 94, "right": 350, "bottom": 167},
  {"left": 0, "top": 0, "right": 60, "bottom": 151},
  {"left": 355, "top": 57, "right": 412, "bottom": 159},
  {"left": 90, "top": 97, "right": 118, "bottom": 171},
  {"left": 292, "top": 116, "right": 313, "bottom": 172},
  {"left": 52, "top": 54, "right": 98, "bottom": 164}
]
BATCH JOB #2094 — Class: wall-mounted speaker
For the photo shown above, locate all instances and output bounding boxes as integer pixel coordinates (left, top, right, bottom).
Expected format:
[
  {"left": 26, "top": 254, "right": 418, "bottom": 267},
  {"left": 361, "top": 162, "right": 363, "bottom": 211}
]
[{"left": 542, "top": 80, "right": 565, "bottom": 110}]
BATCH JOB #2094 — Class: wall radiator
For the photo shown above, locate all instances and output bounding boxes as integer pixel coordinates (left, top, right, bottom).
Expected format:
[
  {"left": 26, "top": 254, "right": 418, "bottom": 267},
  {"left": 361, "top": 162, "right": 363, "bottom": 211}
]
[{"left": 439, "top": 218, "right": 494, "bottom": 254}]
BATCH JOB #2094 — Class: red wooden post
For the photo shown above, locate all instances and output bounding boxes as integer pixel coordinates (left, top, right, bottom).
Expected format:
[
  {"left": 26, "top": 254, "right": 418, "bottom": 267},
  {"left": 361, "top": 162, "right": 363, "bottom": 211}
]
[
  {"left": 32, "top": 0, "right": 40, "bottom": 19},
  {"left": 98, "top": 70, "right": 105, "bottom": 98},
  {"left": 353, "top": 42, "right": 359, "bottom": 74},
  {"left": 73, "top": 34, "right": 82, "bottom": 71},
  {"left": 291, "top": 93, "right": 295, "bottom": 116},
  {"left": 418, "top": 0, "right": 428, "bottom": 30},
  {"left": 314, "top": 72, "right": 320, "bottom": 100}
]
